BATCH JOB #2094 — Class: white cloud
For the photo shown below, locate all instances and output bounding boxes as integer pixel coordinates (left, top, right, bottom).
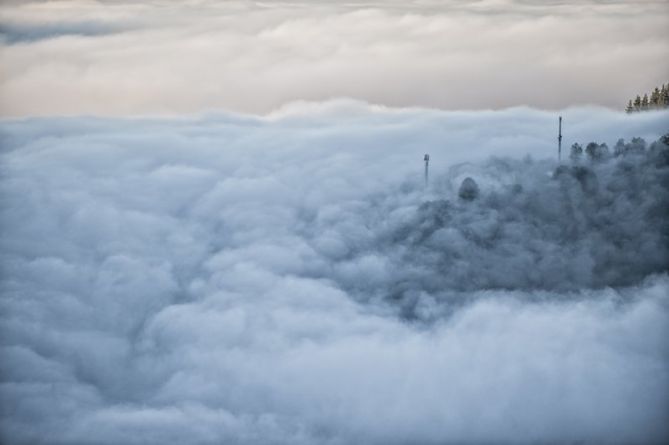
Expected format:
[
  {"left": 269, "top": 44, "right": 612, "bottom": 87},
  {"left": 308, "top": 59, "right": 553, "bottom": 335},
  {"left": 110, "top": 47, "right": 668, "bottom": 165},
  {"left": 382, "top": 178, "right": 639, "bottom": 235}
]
[
  {"left": 1, "top": 104, "right": 668, "bottom": 443},
  {"left": 0, "top": 0, "right": 667, "bottom": 116}
]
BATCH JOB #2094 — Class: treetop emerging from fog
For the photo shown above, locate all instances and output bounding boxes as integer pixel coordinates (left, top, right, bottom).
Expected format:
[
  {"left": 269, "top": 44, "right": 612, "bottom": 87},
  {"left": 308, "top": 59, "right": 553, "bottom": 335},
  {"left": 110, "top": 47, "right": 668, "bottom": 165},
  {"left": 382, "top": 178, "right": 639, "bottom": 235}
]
[{"left": 625, "top": 83, "right": 669, "bottom": 113}]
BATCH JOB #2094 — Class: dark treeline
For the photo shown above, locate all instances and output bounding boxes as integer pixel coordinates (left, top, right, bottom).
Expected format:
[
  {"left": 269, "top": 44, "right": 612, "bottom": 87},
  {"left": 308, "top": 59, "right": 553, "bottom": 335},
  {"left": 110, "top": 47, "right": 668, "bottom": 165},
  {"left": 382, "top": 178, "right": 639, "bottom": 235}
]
[
  {"left": 569, "top": 133, "right": 669, "bottom": 163},
  {"left": 625, "top": 83, "right": 669, "bottom": 112}
]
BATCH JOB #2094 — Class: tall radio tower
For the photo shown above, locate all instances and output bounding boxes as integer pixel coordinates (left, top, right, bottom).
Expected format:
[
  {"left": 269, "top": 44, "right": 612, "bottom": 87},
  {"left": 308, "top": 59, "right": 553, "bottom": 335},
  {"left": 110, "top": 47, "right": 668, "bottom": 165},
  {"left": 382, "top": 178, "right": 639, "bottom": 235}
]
[
  {"left": 424, "top": 154, "right": 430, "bottom": 187},
  {"left": 558, "top": 116, "right": 563, "bottom": 162}
]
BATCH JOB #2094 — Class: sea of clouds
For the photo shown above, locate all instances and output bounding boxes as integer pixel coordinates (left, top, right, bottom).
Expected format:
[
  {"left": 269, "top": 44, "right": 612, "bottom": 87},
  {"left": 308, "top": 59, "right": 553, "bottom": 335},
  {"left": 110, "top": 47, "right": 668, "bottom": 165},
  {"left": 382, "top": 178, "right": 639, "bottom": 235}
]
[
  {"left": 1, "top": 0, "right": 668, "bottom": 116},
  {"left": 1, "top": 102, "right": 668, "bottom": 444}
]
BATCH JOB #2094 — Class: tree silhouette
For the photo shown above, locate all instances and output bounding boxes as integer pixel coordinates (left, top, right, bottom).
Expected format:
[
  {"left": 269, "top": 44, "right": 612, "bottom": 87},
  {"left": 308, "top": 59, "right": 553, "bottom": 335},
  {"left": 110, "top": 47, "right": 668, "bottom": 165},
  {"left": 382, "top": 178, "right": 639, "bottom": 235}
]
[
  {"left": 614, "top": 139, "right": 626, "bottom": 157},
  {"left": 625, "top": 100, "right": 634, "bottom": 113},
  {"left": 650, "top": 88, "right": 661, "bottom": 108},
  {"left": 570, "top": 143, "right": 583, "bottom": 161},
  {"left": 585, "top": 142, "right": 609, "bottom": 161},
  {"left": 626, "top": 83, "right": 669, "bottom": 112}
]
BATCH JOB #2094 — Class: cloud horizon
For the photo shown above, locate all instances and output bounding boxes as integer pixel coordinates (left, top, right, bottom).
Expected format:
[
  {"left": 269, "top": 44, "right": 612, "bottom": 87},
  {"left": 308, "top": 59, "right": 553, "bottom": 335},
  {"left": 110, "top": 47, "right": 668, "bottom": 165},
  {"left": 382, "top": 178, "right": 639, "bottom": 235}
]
[{"left": 1, "top": 0, "right": 668, "bottom": 117}]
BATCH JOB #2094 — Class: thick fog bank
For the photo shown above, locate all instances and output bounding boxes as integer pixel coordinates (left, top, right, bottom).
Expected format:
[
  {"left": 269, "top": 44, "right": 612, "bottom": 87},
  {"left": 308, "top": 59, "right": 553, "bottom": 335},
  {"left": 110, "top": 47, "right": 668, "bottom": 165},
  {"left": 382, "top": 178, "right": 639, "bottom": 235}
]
[{"left": 1, "top": 104, "right": 668, "bottom": 444}]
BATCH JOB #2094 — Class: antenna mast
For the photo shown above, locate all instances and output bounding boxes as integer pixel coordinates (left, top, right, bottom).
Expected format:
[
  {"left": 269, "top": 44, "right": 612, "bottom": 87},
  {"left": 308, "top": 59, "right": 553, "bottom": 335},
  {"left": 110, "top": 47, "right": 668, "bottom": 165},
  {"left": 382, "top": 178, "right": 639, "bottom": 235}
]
[
  {"left": 558, "top": 116, "right": 563, "bottom": 162},
  {"left": 424, "top": 154, "right": 430, "bottom": 187}
]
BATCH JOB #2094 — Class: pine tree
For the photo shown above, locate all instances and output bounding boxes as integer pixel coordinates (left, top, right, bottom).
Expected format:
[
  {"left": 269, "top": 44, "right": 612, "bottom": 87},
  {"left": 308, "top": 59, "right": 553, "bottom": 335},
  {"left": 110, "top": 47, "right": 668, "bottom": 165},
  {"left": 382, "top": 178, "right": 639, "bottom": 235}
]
[
  {"left": 624, "top": 83, "right": 669, "bottom": 112},
  {"left": 625, "top": 100, "right": 634, "bottom": 113},
  {"left": 650, "top": 88, "right": 661, "bottom": 108}
]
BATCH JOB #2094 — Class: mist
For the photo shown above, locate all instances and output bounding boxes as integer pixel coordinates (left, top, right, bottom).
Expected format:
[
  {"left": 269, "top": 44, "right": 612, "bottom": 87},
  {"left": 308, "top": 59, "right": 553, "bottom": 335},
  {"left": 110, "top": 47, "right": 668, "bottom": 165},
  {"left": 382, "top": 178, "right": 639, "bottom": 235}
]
[{"left": 1, "top": 103, "right": 668, "bottom": 444}]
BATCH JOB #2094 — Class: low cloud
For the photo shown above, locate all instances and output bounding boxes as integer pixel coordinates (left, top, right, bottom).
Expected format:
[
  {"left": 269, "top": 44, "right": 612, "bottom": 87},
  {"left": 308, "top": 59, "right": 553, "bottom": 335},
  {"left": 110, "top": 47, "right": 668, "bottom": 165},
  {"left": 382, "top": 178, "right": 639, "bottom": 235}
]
[{"left": 1, "top": 104, "right": 668, "bottom": 444}]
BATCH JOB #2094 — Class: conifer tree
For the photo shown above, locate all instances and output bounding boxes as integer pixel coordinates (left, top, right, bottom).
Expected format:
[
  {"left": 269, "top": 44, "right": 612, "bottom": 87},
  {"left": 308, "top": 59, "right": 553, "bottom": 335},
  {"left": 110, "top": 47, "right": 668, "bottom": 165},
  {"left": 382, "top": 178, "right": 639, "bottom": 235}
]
[
  {"left": 624, "top": 83, "right": 669, "bottom": 112},
  {"left": 651, "top": 87, "right": 661, "bottom": 108},
  {"left": 625, "top": 100, "right": 634, "bottom": 113}
]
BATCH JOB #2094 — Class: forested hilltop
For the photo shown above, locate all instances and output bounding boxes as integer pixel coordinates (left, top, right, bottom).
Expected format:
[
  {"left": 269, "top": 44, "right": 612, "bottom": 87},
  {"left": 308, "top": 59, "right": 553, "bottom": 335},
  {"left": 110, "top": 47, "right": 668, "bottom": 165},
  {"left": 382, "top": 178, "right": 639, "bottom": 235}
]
[
  {"left": 569, "top": 133, "right": 669, "bottom": 162},
  {"left": 626, "top": 83, "right": 669, "bottom": 112}
]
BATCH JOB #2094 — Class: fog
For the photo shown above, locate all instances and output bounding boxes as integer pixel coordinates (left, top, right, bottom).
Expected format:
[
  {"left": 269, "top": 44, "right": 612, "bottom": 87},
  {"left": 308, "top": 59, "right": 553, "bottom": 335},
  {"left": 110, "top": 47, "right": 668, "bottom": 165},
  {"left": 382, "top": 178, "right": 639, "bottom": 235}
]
[
  {"left": 1, "top": 0, "right": 668, "bottom": 116},
  {"left": 1, "top": 103, "right": 668, "bottom": 444}
]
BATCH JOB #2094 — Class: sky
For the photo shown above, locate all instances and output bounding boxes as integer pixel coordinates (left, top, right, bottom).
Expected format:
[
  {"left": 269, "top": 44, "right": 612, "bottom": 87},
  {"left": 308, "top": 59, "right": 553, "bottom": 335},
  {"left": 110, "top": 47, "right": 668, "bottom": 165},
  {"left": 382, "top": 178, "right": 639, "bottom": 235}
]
[
  {"left": 0, "top": 0, "right": 668, "bottom": 116},
  {"left": 1, "top": 1, "right": 669, "bottom": 444}
]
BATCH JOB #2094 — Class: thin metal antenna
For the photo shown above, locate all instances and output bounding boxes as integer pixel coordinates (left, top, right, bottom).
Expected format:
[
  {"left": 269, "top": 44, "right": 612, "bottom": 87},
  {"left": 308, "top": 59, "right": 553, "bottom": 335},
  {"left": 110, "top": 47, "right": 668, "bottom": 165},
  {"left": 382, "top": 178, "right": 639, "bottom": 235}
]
[
  {"left": 424, "top": 154, "right": 430, "bottom": 187},
  {"left": 558, "top": 116, "right": 563, "bottom": 162}
]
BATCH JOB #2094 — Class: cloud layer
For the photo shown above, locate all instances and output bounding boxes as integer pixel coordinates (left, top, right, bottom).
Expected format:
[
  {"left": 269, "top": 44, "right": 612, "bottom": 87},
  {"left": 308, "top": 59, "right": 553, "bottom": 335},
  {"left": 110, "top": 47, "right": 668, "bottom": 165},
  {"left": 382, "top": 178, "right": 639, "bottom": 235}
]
[
  {"left": 1, "top": 103, "right": 668, "bottom": 444},
  {"left": 1, "top": 0, "right": 668, "bottom": 116}
]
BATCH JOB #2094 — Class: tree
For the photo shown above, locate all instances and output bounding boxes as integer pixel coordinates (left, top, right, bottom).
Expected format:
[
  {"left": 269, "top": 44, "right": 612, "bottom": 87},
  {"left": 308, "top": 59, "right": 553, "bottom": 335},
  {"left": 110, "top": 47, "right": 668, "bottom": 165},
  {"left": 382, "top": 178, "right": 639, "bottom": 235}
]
[
  {"left": 661, "top": 133, "right": 669, "bottom": 146},
  {"left": 651, "top": 88, "right": 661, "bottom": 108},
  {"left": 458, "top": 177, "right": 479, "bottom": 201},
  {"left": 625, "top": 100, "right": 634, "bottom": 113},
  {"left": 625, "top": 83, "right": 669, "bottom": 112},
  {"left": 599, "top": 143, "right": 610, "bottom": 158},
  {"left": 585, "top": 142, "right": 609, "bottom": 161},
  {"left": 570, "top": 143, "right": 583, "bottom": 161},
  {"left": 614, "top": 138, "right": 626, "bottom": 157},
  {"left": 628, "top": 137, "right": 646, "bottom": 153}
]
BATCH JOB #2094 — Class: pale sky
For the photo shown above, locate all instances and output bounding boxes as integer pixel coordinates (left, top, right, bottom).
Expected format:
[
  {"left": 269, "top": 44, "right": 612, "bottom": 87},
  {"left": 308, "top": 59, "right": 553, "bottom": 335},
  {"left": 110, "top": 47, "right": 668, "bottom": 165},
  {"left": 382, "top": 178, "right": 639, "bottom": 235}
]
[{"left": 0, "top": 0, "right": 668, "bottom": 116}]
